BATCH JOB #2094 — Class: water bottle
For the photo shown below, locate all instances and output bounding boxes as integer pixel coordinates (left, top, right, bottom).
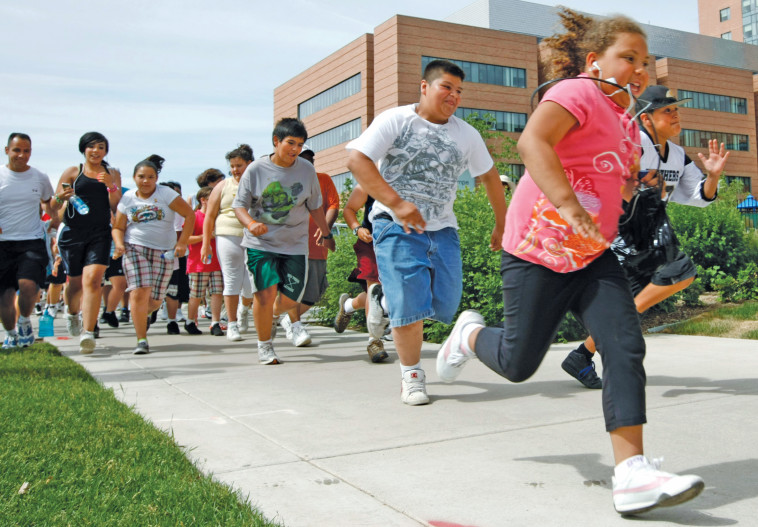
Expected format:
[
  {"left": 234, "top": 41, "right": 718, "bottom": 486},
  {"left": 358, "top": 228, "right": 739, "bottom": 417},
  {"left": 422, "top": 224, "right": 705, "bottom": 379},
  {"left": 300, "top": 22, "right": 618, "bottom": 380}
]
[
  {"left": 204, "top": 253, "right": 212, "bottom": 265},
  {"left": 39, "top": 309, "right": 55, "bottom": 338},
  {"left": 69, "top": 195, "right": 90, "bottom": 215},
  {"left": 161, "top": 250, "right": 175, "bottom": 261}
]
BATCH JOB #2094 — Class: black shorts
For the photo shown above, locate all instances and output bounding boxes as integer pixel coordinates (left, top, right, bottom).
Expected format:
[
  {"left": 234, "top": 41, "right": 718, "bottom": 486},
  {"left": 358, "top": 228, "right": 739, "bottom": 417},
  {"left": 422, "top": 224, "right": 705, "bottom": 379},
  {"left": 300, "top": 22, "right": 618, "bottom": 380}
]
[
  {"left": 624, "top": 250, "right": 697, "bottom": 296},
  {"left": 46, "top": 261, "right": 68, "bottom": 286},
  {"left": 0, "top": 239, "right": 49, "bottom": 291},
  {"left": 166, "top": 255, "right": 189, "bottom": 302},
  {"left": 104, "top": 256, "right": 125, "bottom": 280},
  {"left": 57, "top": 226, "right": 111, "bottom": 277}
]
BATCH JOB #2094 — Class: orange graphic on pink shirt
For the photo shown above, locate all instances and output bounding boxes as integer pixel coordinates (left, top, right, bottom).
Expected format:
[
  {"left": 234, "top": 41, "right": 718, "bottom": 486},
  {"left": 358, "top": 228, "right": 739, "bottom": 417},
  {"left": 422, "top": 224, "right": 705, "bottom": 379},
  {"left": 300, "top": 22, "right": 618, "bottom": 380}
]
[{"left": 514, "top": 173, "right": 605, "bottom": 271}]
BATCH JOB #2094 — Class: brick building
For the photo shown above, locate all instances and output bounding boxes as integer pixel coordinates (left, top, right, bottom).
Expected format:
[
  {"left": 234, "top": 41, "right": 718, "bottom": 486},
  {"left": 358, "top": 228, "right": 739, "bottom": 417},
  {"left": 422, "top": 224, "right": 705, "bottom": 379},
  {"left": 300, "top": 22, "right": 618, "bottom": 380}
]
[
  {"left": 275, "top": 0, "right": 758, "bottom": 192},
  {"left": 698, "top": 0, "right": 758, "bottom": 44}
]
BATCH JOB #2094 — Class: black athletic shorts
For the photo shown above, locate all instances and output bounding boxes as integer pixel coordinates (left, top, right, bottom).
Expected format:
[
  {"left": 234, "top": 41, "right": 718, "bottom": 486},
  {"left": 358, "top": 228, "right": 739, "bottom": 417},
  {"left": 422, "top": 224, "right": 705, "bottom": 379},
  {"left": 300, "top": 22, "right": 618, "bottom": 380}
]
[{"left": 0, "top": 239, "right": 49, "bottom": 291}]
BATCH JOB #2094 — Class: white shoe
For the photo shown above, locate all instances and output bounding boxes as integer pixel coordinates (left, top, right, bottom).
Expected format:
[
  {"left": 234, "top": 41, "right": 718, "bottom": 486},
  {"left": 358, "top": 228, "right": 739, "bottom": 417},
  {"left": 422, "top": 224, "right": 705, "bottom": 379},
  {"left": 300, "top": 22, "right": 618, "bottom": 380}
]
[
  {"left": 280, "top": 314, "right": 293, "bottom": 340},
  {"left": 258, "top": 342, "right": 281, "bottom": 365},
  {"left": 66, "top": 313, "right": 81, "bottom": 337},
  {"left": 401, "top": 369, "right": 430, "bottom": 405},
  {"left": 237, "top": 304, "right": 250, "bottom": 333},
  {"left": 158, "top": 301, "right": 168, "bottom": 321},
  {"left": 367, "top": 283, "right": 389, "bottom": 339},
  {"left": 436, "top": 310, "right": 484, "bottom": 383},
  {"left": 291, "top": 324, "right": 312, "bottom": 347},
  {"left": 47, "top": 304, "right": 59, "bottom": 318},
  {"left": 79, "top": 331, "right": 96, "bottom": 354},
  {"left": 613, "top": 455, "right": 704, "bottom": 515},
  {"left": 226, "top": 322, "right": 242, "bottom": 342},
  {"left": 176, "top": 307, "right": 186, "bottom": 323},
  {"left": 271, "top": 315, "right": 279, "bottom": 340}
]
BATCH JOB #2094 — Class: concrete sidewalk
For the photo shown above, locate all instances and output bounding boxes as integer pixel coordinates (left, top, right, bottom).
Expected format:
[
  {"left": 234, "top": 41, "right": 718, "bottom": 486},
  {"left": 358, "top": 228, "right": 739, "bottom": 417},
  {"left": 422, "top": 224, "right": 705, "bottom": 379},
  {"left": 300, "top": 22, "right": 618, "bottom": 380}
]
[{"left": 50, "top": 314, "right": 758, "bottom": 527}]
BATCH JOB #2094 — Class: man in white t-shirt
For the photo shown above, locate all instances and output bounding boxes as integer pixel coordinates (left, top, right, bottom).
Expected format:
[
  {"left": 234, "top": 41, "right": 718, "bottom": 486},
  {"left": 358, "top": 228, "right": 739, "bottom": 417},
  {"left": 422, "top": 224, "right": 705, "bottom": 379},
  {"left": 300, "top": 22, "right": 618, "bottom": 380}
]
[
  {"left": 0, "top": 133, "right": 66, "bottom": 347},
  {"left": 346, "top": 59, "right": 507, "bottom": 405}
]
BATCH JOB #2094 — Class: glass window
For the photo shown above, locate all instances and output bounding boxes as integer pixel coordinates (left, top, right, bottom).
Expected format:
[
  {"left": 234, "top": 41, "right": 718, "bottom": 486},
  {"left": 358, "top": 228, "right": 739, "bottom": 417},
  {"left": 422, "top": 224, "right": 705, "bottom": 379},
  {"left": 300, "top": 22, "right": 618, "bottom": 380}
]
[
  {"left": 455, "top": 108, "right": 527, "bottom": 133},
  {"left": 679, "top": 89, "right": 747, "bottom": 114},
  {"left": 681, "top": 129, "right": 749, "bottom": 151},
  {"left": 422, "top": 56, "right": 526, "bottom": 88},
  {"left": 307, "top": 119, "right": 362, "bottom": 153},
  {"left": 298, "top": 74, "right": 361, "bottom": 120},
  {"left": 721, "top": 31, "right": 733, "bottom": 39},
  {"left": 720, "top": 7, "right": 731, "bottom": 21}
]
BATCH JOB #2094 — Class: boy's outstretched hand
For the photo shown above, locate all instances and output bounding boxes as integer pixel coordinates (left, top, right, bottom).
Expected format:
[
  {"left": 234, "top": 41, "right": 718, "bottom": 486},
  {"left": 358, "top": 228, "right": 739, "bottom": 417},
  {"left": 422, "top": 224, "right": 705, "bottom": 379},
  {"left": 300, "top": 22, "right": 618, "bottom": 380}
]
[{"left": 698, "top": 139, "right": 730, "bottom": 178}]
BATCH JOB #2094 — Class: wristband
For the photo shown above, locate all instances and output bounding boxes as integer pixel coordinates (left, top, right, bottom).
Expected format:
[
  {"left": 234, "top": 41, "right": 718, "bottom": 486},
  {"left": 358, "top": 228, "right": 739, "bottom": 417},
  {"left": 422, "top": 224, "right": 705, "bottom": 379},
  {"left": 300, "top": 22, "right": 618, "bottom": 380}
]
[
  {"left": 352, "top": 226, "right": 360, "bottom": 236},
  {"left": 54, "top": 195, "right": 63, "bottom": 204},
  {"left": 107, "top": 185, "right": 119, "bottom": 193},
  {"left": 247, "top": 221, "right": 256, "bottom": 232},
  {"left": 322, "top": 232, "right": 333, "bottom": 240}
]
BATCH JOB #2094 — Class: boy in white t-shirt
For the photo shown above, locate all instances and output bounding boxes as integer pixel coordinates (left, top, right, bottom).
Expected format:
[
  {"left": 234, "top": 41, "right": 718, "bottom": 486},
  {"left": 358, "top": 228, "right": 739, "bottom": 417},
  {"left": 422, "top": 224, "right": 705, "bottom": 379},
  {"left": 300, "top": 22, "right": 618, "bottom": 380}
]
[
  {"left": 0, "top": 133, "right": 65, "bottom": 348},
  {"left": 346, "top": 60, "right": 507, "bottom": 405}
]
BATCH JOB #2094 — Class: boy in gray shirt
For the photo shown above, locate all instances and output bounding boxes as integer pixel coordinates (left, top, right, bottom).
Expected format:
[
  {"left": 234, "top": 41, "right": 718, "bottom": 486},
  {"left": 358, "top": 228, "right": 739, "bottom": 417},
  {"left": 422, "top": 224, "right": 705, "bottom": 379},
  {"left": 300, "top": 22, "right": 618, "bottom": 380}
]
[{"left": 234, "top": 118, "right": 335, "bottom": 364}]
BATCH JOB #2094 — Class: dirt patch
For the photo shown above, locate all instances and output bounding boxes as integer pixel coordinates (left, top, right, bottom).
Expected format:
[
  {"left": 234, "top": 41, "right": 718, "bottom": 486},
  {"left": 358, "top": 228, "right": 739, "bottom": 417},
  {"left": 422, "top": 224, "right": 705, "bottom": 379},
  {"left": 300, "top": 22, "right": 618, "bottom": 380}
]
[{"left": 639, "top": 293, "right": 720, "bottom": 333}]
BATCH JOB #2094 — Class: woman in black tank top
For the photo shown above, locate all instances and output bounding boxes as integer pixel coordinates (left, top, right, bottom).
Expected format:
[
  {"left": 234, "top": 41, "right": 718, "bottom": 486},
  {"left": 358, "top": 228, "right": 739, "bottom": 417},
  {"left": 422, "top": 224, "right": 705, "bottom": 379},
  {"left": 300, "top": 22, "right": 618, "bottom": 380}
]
[{"left": 55, "top": 132, "right": 122, "bottom": 354}]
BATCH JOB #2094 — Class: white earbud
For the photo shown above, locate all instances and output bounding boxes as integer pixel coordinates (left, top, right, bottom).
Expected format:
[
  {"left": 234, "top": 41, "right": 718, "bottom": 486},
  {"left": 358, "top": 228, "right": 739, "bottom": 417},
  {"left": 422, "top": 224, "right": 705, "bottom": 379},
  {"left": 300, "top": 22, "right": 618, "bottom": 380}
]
[{"left": 591, "top": 61, "right": 601, "bottom": 73}]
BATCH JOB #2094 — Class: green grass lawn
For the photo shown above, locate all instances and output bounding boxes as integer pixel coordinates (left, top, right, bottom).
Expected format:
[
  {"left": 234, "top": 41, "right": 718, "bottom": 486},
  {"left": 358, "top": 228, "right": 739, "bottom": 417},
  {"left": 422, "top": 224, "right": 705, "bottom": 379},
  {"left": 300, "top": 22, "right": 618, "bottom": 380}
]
[
  {"left": 661, "top": 300, "right": 758, "bottom": 339},
  {"left": 0, "top": 343, "right": 280, "bottom": 526}
]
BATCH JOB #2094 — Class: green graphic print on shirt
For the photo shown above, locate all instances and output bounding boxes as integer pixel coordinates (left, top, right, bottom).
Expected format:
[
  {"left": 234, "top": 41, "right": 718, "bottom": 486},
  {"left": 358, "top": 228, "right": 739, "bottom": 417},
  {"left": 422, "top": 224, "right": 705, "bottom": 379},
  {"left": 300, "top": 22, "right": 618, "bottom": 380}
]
[{"left": 258, "top": 180, "right": 303, "bottom": 224}]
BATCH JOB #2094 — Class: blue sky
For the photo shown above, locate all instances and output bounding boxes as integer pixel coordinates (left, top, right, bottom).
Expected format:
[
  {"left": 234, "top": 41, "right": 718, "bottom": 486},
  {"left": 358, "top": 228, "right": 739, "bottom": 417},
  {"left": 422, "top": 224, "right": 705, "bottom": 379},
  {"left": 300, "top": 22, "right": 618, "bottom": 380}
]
[{"left": 1, "top": 0, "right": 698, "bottom": 194}]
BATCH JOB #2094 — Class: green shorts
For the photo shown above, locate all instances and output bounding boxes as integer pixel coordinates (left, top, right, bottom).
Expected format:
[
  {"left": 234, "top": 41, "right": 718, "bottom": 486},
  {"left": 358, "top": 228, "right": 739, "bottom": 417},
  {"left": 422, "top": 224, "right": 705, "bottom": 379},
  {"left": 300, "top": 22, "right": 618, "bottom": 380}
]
[{"left": 246, "top": 248, "right": 307, "bottom": 303}]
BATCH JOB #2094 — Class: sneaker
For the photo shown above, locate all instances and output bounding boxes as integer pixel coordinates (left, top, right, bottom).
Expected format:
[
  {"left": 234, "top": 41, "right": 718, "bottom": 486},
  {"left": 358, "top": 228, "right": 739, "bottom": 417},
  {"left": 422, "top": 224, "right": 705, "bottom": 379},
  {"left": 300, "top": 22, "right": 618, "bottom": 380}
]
[
  {"left": 119, "top": 308, "right": 130, "bottom": 324},
  {"left": 401, "top": 369, "right": 430, "bottom": 405},
  {"left": 613, "top": 456, "right": 704, "bottom": 515},
  {"left": 562, "top": 348, "right": 603, "bottom": 389},
  {"left": 17, "top": 319, "right": 35, "bottom": 347},
  {"left": 79, "top": 331, "right": 96, "bottom": 354},
  {"left": 291, "top": 324, "right": 312, "bottom": 347},
  {"left": 280, "top": 314, "right": 293, "bottom": 340},
  {"left": 159, "top": 302, "right": 168, "bottom": 321},
  {"left": 367, "top": 284, "right": 389, "bottom": 339},
  {"left": 34, "top": 303, "right": 43, "bottom": 316},
  {"left": 436, "top": 310, "right": 484, "bottom": 383},
  {"left": 93, "top": 324, "right": 100, "bottom": 338},
  {"left": 184, "top": 321, "right": 203, "bottom": 335},
  {"left": 176, "top": 307, "right": 186, "bottom": 323},
  {"left": 333, "top": 293, "right": 353, "bottom": 333},
  {"left": 47, "top": 304, "right": 59, "bottom": 319},
  {"left": 238, "top": 304, "right": 250, "bottom": 333},
  {"left": 210, "top": 323, "right": 224, "bottom": 337},
  {"left": 271, "top": 315, "right": 279, "bottom": 340},
  {"left": 101, "top": 311, "right": 119, "bottom": 328},
  {"left": 166, "top": 320, "right": 180, "bottom": 335},
  {"left": 226, "top": 321, "right": 242, "bottom": 341},
  {"left": 258, "top": 342, "right": 281, "bottom": 365},
  {"left": 133, "top": 341, "right": 150, "bottom": 355},
  {"left": 3, "top": 332, "right": 19, "bottom": 349},
  {"left": 66, "top": 313, "right": 81, "bottom": 337},
  {"left": 367, "top": 338, "right": 389, "bottom": 363},
  {"left": 149, "top": 310, "right": 158, "bottom": 326}
]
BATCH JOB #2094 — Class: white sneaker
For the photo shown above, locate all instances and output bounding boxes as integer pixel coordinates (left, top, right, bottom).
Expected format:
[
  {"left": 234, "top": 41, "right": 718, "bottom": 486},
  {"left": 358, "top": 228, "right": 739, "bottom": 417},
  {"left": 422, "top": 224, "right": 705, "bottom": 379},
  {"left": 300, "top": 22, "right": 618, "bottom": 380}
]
[
  {"left": 79, "top": 331, "right": 96, "bottom": 354},
  {"left": 401, "top": 369, "right": 430, "bottom": 405},
  {"left": 258, "top": 342, "right": 281, "bottom": 365},
  {"left": 66, "top": 313, "right": 81, "bottom": 337},
  {"left": 367, "top": 283, "right": 389, "bottom": 339},
  {"left": 271, "top": 315, "right": 279, "bottom": 340},
  {"left": 280, "top": 314, "right": 293, "bottom": 340},
  {"left": 436, "top": 310, "right": 484, "bottom": 383},
  {"left": 176, "top": 307, "right": 186, "bottom": 323},
  {"left": 226, "top": 321, "right": 242, "bottom": 342},
  {"left": 158, "top": 301, "right": 168, "bottom": 321},
  {"left": 46, "top": 304, "right": 58, "bottom": 319},
  {"left": 613, "top": 456, "right": 704, "bottom": 514},
  {"left": 291, "top": 324, "right": 312, "bottom": 347},
  {"left": 237, "top": 304, "right": 250, "bottom": 333}
]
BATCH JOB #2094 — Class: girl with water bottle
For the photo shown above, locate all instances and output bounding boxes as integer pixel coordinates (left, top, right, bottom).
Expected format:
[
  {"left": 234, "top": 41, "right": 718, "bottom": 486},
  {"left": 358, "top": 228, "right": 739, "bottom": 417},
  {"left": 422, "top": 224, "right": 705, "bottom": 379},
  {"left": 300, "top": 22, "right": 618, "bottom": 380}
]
[
  {"left": 56, "top": 132, "right": 122, "bottom": 354},
  {"left": 112, "top": 155, "right": 194, "bottom": 354}
]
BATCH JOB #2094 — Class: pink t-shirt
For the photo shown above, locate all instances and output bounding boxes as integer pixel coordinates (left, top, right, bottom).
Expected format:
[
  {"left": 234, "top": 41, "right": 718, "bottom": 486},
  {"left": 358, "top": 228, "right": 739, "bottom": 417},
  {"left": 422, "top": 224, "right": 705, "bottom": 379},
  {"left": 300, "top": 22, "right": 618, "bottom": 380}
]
[{"left": 502, "top": 75, "right": 640, "bottom": 273}]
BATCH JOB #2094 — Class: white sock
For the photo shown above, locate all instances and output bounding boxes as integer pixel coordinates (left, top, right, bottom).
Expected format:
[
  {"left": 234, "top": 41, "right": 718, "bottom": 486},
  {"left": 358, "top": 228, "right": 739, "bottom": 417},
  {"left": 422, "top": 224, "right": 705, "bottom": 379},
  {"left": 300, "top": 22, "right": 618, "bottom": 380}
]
[
  {"left": 344, "top": 298, "right": 355, "bottom": 314},
  {"left": 168, "top": 318, "right": 176, "bottom": 323},
  {"left": 6, "top": 329, "right": 18, "bottom": 337},
  {"left": 18, "top": 315, "right": 30, "bottom": 324},
  {"left": 460, "top": 323, "right": 482, "bottom": 355},
  {"left": 211, "top": 320, "right": 219, "bottom": 326},
  {"left": 257, "top": 338, "right": 272, "bottom": 347},
  {"left": 400, "top": 361, "right": 422, "bottom": 374},
  {"left": 292, "top": 320, "right": 303, "bottom": 330}
]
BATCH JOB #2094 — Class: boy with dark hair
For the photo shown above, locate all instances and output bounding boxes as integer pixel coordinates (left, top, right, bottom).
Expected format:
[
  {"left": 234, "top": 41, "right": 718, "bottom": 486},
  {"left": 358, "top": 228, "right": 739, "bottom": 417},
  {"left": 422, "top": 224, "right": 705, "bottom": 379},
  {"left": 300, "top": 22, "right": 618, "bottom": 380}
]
[
  {"left": 233, "top": 118, "right": 335, "bottom": 364},
  {"left": 346, "top": 59, "right": 507, "bottom": 405}
]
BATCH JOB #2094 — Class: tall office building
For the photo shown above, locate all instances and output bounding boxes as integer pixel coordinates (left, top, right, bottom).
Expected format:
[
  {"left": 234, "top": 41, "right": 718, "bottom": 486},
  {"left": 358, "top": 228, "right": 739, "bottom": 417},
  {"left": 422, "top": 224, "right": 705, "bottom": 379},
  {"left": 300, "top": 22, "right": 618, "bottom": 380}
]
[
  {"left": 699, "top": 0, "right": 758, "bottom": 44},
  {"left": 276, "top": 0, "right": 758, "bottom": 192}
]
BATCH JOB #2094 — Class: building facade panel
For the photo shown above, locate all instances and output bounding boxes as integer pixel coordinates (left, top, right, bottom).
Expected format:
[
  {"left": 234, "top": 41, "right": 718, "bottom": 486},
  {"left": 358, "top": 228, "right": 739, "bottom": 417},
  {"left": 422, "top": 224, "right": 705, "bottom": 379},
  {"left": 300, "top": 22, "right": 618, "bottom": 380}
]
[{"left": 698, "top": 0, "right": 743, "bottom": 41}]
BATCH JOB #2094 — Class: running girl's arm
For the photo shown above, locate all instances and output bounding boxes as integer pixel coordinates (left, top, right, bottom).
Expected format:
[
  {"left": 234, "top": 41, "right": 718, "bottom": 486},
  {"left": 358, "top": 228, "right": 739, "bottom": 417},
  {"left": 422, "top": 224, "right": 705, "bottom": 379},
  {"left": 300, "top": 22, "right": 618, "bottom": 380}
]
[
  {"left": 517, "top": 101, "right": 609, "bottom": 247},
  {"left": 343, "top": 185, "right": 372, "bottom": 243},
  {"left": 111, "top": 211, "right": 127, "bottom": 259},
  {"left": 201, "top": 183, "right": 223, "bottom": 264},
  {"left": 99, "top": 168, "right": 122, "bottom": 214},
  {"left": 170, "top": 196, "right": 195, "bottom": 258}
]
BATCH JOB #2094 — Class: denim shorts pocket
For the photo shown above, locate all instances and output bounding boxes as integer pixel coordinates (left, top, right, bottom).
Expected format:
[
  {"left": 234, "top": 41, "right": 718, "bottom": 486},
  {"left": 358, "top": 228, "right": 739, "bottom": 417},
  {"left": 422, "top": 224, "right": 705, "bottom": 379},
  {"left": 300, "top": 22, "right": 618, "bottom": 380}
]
[{"left": 371, "top": 218, "right": 395, "bottom": 245}]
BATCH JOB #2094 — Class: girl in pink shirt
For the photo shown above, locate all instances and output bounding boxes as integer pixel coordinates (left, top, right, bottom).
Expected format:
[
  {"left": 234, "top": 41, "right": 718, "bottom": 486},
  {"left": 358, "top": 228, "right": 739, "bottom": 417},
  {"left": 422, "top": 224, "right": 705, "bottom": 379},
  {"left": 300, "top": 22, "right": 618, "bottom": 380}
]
[{"left": 436, "top": 8, "right": 704, "bottom": 515}]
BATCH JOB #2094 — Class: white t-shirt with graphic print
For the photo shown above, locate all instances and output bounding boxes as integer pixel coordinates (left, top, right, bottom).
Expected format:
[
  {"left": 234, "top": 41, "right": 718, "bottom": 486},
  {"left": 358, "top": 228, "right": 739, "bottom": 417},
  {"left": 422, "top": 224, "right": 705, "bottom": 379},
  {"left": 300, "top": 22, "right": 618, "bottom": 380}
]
[
  {"left": 118, "top": 185, "right": 180, "bottom": 251},
  {"left": 346, "top": 104, "right": 493, "bottom": 231}
]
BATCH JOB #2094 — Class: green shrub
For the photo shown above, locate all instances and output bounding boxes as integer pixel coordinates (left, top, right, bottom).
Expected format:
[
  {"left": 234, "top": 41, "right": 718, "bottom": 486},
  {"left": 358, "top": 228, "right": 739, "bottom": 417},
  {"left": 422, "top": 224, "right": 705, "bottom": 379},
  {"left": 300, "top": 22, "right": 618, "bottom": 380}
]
[{"left": 713, "top": 261, "right": 758, "bottom": 302}]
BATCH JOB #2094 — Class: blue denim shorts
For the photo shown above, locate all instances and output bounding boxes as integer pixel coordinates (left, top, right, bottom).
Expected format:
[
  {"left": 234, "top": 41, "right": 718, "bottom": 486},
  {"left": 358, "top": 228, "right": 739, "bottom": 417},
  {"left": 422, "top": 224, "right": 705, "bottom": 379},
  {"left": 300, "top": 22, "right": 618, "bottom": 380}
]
[{"left": 372, "top": 215, "right": 462, "bottom": 327}]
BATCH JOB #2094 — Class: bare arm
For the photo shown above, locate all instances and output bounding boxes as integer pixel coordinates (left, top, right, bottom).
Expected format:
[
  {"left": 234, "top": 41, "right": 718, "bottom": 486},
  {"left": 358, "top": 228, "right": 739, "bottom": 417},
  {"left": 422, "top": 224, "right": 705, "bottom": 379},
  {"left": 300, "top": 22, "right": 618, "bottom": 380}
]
[
  {"left": 347, "top": 149, "right": 425, "bottom": 234},
  {"left": 478, "top": 167, "right": 508, "bottom": 251},
  {"left": 343, "top": 185, "right": 373, "bottom": 243},
  {"left": 170, "top": 197, "right": 195, "bottom": 257},
  {"left": 517, "top": 101, "right": 608, "bottom": 247},
  {"left": 698, "top": 139, "right": 729, "bottom": 200},
  {"left": 98, "top": 168, "right": 122, "bottom": 214},
  {"left": 201, "top": 183, "right": 223, "bottom": 263},
  {"left": 111, "top": 211, "right": 128, "bottom": 259},
  {"left": 309, "top": 207, "right": 336, "bottom": 252}
]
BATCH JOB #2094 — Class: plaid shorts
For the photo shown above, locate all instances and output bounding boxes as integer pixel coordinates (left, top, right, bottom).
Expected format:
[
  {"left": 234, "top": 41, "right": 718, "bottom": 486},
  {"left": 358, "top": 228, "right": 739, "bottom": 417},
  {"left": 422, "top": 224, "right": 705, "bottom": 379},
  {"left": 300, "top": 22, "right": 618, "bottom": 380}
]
[
  {"left": 189, "top": 270, "right": 224, "bottom": 298},
  {"left": 122, "top": 243, "right": 174, "bottom": 300}
]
